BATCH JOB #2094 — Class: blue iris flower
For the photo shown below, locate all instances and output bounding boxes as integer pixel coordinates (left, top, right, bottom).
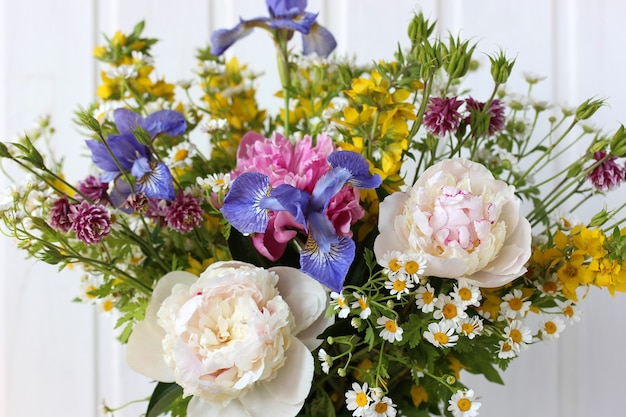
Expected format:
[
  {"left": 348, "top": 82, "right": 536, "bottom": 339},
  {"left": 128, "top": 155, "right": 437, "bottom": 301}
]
[
  {"left": 211, "top": 0, "right": 337, "bottom": 57},
  {"left": 85, "top": 108, "right": 186, "bottom": 207},
  {"left": 221, "top": 151, "right": 381, "bottom": 292}
]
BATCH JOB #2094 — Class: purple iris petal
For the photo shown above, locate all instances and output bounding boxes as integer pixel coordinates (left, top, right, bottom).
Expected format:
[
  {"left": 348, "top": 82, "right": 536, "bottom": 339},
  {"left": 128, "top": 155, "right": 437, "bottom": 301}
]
[
  {"left": 302, "top": 23, "right": 337, "bottom": 57},
  {"left": 300, "top": 235, "right": 355, "bottom": 292},
  {"left": 270, "top": 12, "right": 317, "bottom": 34},
  {"left": 266, "top": 0, "right": 307, "bottom": 17},
  {"left": 307, "top": 211, "right": 338, "bottom": 253},
  {"left": 270, "top": 184, "right": 311, "bottom": 228},
  {"left": 140, "top": 110, "right": 187, "bottom": 138},
  {"left": 327, "top": 151, "right": 382, "bottom": 189},
  {"left": 113, "top": 108, "right": 142, "bottom": 135},
  {"left": 310, "top": 167, "right": 351, "bottom": 212},
  {"left": 210, "top": 21, "right": 254, "bottom": 56},
  {"left": 132, "top": 158, "right": 175, "bottom": 201},
  {"left": 85, "top": 134, "right": 149, "bottom": 182},
  {"left": 221, "top": 172, "right": 274, "bottom": 235}
]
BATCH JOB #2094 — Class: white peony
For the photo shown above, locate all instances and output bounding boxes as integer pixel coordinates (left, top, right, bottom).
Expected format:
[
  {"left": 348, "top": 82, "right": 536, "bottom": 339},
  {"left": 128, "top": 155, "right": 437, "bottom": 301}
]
[
  {"left": 374, "top": 158, "right": 532, "bottom": 288},
  {"left": 126, "top": 261, "right": 332, "bottom": 417}
]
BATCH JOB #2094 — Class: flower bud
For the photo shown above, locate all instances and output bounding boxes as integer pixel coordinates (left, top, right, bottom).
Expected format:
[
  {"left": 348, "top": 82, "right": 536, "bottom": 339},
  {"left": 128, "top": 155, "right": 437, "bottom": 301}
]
[
  {"left": 445, "top": 375, "right": 456, "bottom": 385},
  {"left": 443, "top": 37, "right": 476, "bottom": 79},
  {"left": 407, "top": 12, "right": 436, "bottom": 45},
  {"left": 610, "top": 125, "right": 626, "bottom": 157},
  {"left": 489, "top": 50, "right": 515, "bottom": 84},
  {"left": 337, "top": 368, "right": 347, "bottom": 377},
  {"left": 575, "top": 98, "right": 605, "bottom": 121},
  {"left": 590, "top": 208, "right": 610, "bottom": 227}
]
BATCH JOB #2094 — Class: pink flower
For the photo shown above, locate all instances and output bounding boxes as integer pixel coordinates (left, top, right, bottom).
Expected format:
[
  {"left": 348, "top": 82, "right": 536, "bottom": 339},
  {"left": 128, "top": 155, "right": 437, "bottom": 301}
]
[
  {"left": 374, "top": 158, "right": 532, "bottom": 288},
  {"left": 48, "top": 196, "right": 73, "bottom": 232},
  {"left": 423, "top": 97, "right": 464, "bottom": 136},
  {"left": 326, "top": 186, "right": 364, "bottom": 237},
  {"left": 465, "top": 97, "right": 506, "bottom": 136},
  {"left": 76, "top": 175, "right": 109, "bottom": 203},
  {"left": 68, "top": 201, "right": 111, "bottom": 244},
  {"left": 164, "top": 191, "right": 204, "bottom": 234},
  {"left": 587, "top": 151, "right": 626, "bottom": 191}
]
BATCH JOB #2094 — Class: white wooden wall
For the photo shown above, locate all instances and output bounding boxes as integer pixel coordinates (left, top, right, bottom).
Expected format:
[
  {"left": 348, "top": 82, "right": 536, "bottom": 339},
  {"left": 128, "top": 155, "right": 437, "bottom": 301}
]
[{"left": 1, "top": 1, "right": 625, "bottom": 416}]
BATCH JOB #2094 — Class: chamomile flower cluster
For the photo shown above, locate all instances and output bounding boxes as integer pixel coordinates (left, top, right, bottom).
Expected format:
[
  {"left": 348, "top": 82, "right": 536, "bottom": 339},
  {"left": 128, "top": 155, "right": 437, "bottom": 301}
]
[{"left": 345, "top": 383, "right": 398, "bottom": 417}]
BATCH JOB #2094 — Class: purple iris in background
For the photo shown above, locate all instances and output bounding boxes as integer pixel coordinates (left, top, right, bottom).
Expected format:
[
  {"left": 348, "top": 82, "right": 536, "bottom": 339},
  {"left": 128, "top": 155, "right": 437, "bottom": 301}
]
[
  {"left": 86, "top": 108, "right": 186, "bottom": 208},
  {"left": 211, "top": 0, "right": 337, "bottom": 57},
  {"left": 221, "top": 150, "right": 381, "bottom": 292}
]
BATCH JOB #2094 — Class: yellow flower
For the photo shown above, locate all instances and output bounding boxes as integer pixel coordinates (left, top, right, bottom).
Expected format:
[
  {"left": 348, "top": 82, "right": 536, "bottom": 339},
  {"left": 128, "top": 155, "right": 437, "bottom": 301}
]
[
  {"left": 185, "top": 254, "right": 213, "bottom": 276},
  {"left": 411, "top": 385, "right": 428, "bottom": 407},
  {"left": 111, "top": 31, "right": 127, "bottom": 47},
  {"left": 571, "top": 225, "right": 606, "bottom": 259},
  {"left": 556, "top": 254, "right": 594, "bottom": 300},
  {"left": 93, "top": 45, "right": 107, "bottom": 59}
]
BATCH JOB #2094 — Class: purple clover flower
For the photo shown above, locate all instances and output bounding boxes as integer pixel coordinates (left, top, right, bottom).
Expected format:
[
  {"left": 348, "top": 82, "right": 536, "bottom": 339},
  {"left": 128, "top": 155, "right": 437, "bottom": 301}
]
[
  {"left": 48, "top": 196, "right": 73, "bottom": 233},
  {"left": 423, "top": 97, "right": 464, "bottom": 137},
  {"left": 211, "top": 0, "right": 337, "bottom": 57},
  {"left": 164, "top": 191, "right": 204, "bottom": 234},
  {"left": 465, "top": 97, "right": 506, "bottom": 136},
  {"left": 69, "top": 201, "right": 112, "bottom": 245},
  {"left": 76, "top": 175, "right": 109, "bottom": 204},
  {"left": 221, "top": 150, "right": 381, "bottom": 292},
  {"left": 587, "top": 151, "right": 626, "bottom": 191}
]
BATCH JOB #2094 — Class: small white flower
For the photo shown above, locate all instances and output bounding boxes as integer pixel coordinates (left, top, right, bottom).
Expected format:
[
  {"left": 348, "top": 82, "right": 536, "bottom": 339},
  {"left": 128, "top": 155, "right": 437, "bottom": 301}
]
[
  {"left": 199, "top": 117, "right": 228, "bottom": 133},
  {"left": 399, "top": 252, "right": 427, "bottom": 281},
  {"left": 558, "top": 300, "right": 581, "bottom": 324},
  {"left": 330, "top": 291, "right": 351, "bottom": 318},
  {"left": 447, "top": 389, "right": 481, "bottom": 417},
  {"left": 497, "top": 339, "right": 518, "bottom": 359},
  {"left": 203, "top": 173, "right": 232, "bottom": 193},
  {"left": 345, "top": 382, "right": 371, "bottom": 417},
  {"left": 105, "top": 64, "right": 137, "bottom": 79},
  {"left": 367, "top": 395, "right": 397, "bottom": 417},
  {"left": 433, "top": 295, "right": 467, "bottom": 325},
  {"left": 451, "top": 281, "right": 482, "bottom": 307},
  {"left": 384, "top": 274, "right": 414, "bottom": 300},
  {"left": 131, "top": 50, "right": 154, "bottom": 66},
  {"left": 376, "top": 316, "right": 403, "bottom": 343},
  {"left": 424, "top": 322, "right": 458, "bottom": 348},
  {"left": 166, "top": 142, "right": 196, "bottom": 168},
  {"left": 535, "top": 275, "right": 562, "bottom": 297},
  {"left": 351, "top": 292, "right": 371, "bottom": 319},
  {"left": 457, "top": 316, "right": 484, "bottom": 339},
  {"left": 415, "top": 283, "right": 438, "bottom": 313},
  {"left": 378, "top": 250, "right": 404, "bottom": 277},
  {"left": 503, "top": 320, "right": 532, "bottom": 351},
  {"left": 318, "top": 348, "right": 331, "bottom": 374},
  {"left": 541, "top": 316, "right": 566, "bottom": 340},
  {"left": 499, "top": 289, "right": 531, "bottom": 320}
]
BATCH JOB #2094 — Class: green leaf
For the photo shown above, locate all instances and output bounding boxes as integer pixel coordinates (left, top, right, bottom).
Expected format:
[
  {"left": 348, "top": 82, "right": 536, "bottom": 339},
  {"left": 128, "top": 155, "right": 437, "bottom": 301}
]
[
  {"left": 227, "top": 228, "right": 267, "bottom": 268},
  {"left": 146, "top": 382, "right": 183, "bottom": 417}
]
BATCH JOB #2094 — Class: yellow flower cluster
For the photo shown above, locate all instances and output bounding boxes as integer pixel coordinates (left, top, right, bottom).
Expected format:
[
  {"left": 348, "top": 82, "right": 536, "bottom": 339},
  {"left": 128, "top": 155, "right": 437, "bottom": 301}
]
[
  {"left": 335, "top": 65, "right": 419, "bottom": 192},
  {"left": 535, "top": 226, "right": 626, "bottom": 300}
]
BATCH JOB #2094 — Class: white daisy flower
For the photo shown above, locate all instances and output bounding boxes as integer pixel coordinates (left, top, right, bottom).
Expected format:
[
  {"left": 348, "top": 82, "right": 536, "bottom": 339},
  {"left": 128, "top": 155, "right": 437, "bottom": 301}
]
[
  {"left": 399, "top": 252, "right": 427, "bottom": 281},
  {"left": 376, "top": 316, "right": 403, "bottom": 343},
  {"left": 352, "top": 292, "right": 371, "bottom": 319},
  {"left": 105, "top": 64, "right": 137, "bottom": 79},
  {"left": 131, "top": 50, "right": 154, "bottom": 66},
  {"left": 558, "top": 300, "right": 581, "bottom": 324},
  {"left": 367, "top": 395, "right": 397, "bottom": 417},
  {"left": 553, "top": 208, "right": 581, "bottom": 230},
  {"left": 384, "top": 274, "right": 414, "bottom": 300},
  {"left": 199, "top": 117, "right": 228, "bottom": 133},
  {"left": 503, "top": 320, "right": 532, "bottom": 351},
  {"left": 424, "top": 322, "right": 458, "bottom": 348},
  {"left": 345, "top": 382, "right": 371, "bottom": 417},
  {"left": 497, "top": 339, "right": 518, "bottom": 359},
  {"left": 451, "top": 281, "right": 482, "bottom": 307},
  {"left": 330, "top": 291, "right": 351, "bottom": 318},
  {"left": 318, "top": 348, "right": 331, "bottom": 374},
  {"left": 457, "top": 316, "right": 484, "bottom": 339},
  {"left": 415, "top": 283, "right": 438, "bottom": 313},
  {"left": 166, "top": 142, "right": 196, "bottom": 168},
  {"left": 535, "top": 275, "right": 562, "bottom": 297},
  {"left": 198, "top": 173, "right": 232, "bottom": 193},
  {"left": 448, "top": 389, "right": 481, "bottom": 417},
  {"left": 499, "top": 289, "right": 532, "bottom": 320},
  {"left": 433, "top": 295, "right": 467, "bottom": 325},
  {"left": 541, "top": 316, "right": 566, "bottom": 340},
  {"left": 378, "top": 250, "right": 404, "bottom": 277}
]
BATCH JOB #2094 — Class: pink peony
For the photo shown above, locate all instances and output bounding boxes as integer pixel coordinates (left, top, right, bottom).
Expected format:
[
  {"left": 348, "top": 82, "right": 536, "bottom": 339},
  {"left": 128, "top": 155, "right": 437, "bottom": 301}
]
[{"left": 374, "top": 158, "right": 532, "bottom": 288}]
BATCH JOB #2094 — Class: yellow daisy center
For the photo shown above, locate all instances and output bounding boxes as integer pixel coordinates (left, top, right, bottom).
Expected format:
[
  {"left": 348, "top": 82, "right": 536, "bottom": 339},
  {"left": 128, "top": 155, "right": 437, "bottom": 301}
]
[
  {"left": 393, "top": 280, "right": 406, "bottom": 292},
  {"left": 543, "top": 281, "right": 557, "bottom": 293},
  {"left": 389, "top": 258, "right": 402, "bottom": 272},
  {"left": 461, "top": 323, "right": 475, "bottom": 335},
  {"left": 434, "top": 332, "right": 449, "bottom": 345},
  {"left": 405, "top": 260, "right": 420, "bottom": 275},
  {"left": 385, "top": 320, "right": 398, "bottom": 333},
  {"left": 85, "top": 285, "right": 97, "bottom": 299},
  {"left": 375, "top": 402, "right": 388, "bottom": 413},
  {"left": 174, "top": 149, "right": 189, "bottom": 162},
  {"left": 509, "top": 329, "right": 522, "bottom": 343},
  {"left": 508, "top": 297, "right": 523, "bottom": 311},
  {"left": 102, "top": 299, "right": 114, "bottom": 312},
  {"left": 458, "top": 287, "right": 473, "bottom": 301},
  {"left": 422, "top": 291, "right": 434, "bottom": 304},
  {"left": 358, "top": 298, "right": 368, "bottom": 310},
  {"left": 442, "top": 303, "right": 458, "bottom": 319},
  {"left": 337, "top": 297, "right": 347, "bottom": 309},
  {"left": 563, "top": 306, "right": 574, "bottom": 317},
  {"left": 356, "top": 392, "right": 369, "bottom": 407},
  {"left": 457, "top": 398, "right": 472, "bottom": 412},
  {"left": 501, "top": 342, "right": 513, "bottom": 352},
  {"left": 545, "top": 321, "right": 557, "bottom": 334}
]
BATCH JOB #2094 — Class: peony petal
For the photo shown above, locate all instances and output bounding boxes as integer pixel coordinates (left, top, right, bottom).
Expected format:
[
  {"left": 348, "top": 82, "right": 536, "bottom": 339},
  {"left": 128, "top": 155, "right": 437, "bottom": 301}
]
[
  {"left": 241, "top": 337, "right": 313, "bottom": 415},
  {"left": 187, "top": 396, "right": 251, "bottom": 417},
  {"left": 126, "top": 271, "right": 197, "bottom": 382},
  {"left": 271, "top": 266, "right": 328, "bottom": 337}
]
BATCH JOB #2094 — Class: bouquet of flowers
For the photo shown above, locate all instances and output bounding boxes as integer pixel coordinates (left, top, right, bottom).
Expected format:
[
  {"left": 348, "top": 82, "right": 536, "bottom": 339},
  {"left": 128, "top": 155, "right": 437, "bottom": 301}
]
[{"left": 2, "top": 1, "right": 626, "bottom": 417}]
